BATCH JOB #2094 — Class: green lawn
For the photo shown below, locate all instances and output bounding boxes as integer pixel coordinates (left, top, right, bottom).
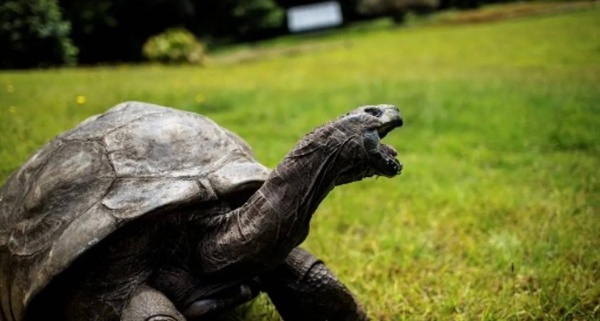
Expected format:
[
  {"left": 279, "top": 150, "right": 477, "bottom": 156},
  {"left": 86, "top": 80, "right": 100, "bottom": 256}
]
[{"left": 1, "top": 3, "right": 599, "bottom": 320}]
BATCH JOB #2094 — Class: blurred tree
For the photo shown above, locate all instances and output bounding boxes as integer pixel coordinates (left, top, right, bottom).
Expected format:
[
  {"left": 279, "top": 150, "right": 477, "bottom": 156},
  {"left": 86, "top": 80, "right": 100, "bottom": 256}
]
[
  {"left": 437, "top": 0, "right": 482, "bottom": 9},
  {"left": 231, "top": 0, "right": 284, "bottom": 38},
  {"left": 357, "top": 0, "right": 439, "bottom": 23},
  {"left": 0, "top": 0, "right": 77, "bottom": 69},
  {"left": 58, "top": 0, "right": 284, "bottom": 63},
  {"left": 59, "top": 0, "right": 194, "bottom": 63},
  {"left": 186, "top": 0, "right": 284, "bottom": 42}
]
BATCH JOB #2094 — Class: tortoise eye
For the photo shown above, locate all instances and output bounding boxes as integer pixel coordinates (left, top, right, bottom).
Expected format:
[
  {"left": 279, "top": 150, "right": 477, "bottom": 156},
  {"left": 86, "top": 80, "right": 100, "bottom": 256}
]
[{"left": 364, "top": 107, "right": 383, "bottom": 117}]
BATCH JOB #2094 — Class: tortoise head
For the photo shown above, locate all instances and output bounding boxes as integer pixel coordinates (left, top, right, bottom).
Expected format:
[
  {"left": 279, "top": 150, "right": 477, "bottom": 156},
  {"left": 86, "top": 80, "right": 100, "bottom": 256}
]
[
  {"left": 336, "top": 104, "right": 403, "bottom": 182},
  {"left": 290, "top": 104, "right": 403, "bottom": 185}
]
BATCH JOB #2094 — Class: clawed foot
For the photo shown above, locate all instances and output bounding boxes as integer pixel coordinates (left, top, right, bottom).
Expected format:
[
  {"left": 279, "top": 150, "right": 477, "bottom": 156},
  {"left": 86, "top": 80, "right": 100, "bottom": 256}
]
[{"left": 183, "top": 281, "right": 260, "bottom": 319}]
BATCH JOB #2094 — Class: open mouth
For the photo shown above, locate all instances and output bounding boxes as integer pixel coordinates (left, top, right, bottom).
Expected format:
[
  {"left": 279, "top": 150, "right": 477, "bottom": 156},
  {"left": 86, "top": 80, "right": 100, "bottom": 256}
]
[
  {"left": 357, "top": 104, "right": 403, "bottom": 178},
  {"left": 369, "top": 119, "right": 403, "bottom": 177},
  {"left": 371, "top": 138, "right": 402, "bottom": 177}
]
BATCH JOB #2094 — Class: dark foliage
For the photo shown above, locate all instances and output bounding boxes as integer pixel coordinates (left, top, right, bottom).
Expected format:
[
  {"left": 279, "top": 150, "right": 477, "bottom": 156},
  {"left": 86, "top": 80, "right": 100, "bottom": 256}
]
[
  {"left": 0, "top": 0, "right": 77, "bottom": 69},
  {"left": 3, "top": 0, "right": 527, "bottom": 67},
  {"left": 185, "top": 0, "right": 285, "bottom": 42},
  {"left": 358, "top": 0, "right": 439, "bottom": 23},
  {"left": 59, "top": 0, "right": 194, "bottom": 63},
  {"left": 58, "top": 0, "right": 284, "bottom": 64}
]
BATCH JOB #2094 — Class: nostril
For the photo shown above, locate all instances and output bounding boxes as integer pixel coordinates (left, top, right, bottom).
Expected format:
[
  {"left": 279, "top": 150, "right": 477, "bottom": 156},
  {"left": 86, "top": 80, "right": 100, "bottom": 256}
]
[{"left": 364, "top": 107, "right": 383, "bottom": 117}]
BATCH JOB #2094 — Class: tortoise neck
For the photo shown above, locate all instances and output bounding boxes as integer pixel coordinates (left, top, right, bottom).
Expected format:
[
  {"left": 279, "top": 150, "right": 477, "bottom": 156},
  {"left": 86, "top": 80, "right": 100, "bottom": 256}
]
[{"left": 199, "top": 130, "right": 348, "bottom": 273}]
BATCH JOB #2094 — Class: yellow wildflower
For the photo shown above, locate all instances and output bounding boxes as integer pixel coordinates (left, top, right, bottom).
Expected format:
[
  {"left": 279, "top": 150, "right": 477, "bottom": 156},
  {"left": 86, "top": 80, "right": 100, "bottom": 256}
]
[
  {"left": 6, "top": 84, "right": 14, "bottom": 93},
  {"left": 76, "top": 95, "right": 86, "bottom": 105}
]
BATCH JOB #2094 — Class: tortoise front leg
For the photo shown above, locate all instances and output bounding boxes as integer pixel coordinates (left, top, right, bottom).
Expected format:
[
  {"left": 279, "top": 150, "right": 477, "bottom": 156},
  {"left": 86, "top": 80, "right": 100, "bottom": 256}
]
[
  {"left": 148, "top": 268, "right": 261, "bottom": 319},
  {"left": 121, "top": 284, "right": 185, "bottom": 321},
  {"left": 260, "top": 247, "right": 369, "bottom": 321}
]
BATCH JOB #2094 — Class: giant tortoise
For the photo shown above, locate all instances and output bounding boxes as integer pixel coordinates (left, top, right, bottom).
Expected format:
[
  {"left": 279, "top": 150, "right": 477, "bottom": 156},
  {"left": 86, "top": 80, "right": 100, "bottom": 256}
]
[{"left": 0, "top": 102, "right": 403, "bottom": 321}]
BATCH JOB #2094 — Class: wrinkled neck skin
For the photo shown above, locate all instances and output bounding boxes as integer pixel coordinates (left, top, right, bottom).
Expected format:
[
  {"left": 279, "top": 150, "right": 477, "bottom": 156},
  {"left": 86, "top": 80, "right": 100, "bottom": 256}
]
[{"left": 198, "top": 125, "right": 368, "bottom": 275}]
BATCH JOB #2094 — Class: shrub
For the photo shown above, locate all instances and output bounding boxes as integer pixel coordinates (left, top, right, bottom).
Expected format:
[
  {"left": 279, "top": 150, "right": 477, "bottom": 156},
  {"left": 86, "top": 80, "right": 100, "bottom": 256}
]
[
  {"left": 0, "top": 0, "right": 78, "bottom": 69},
  {"left": 142, "top": 28, "right": 205, "bottom": 65},
  {"left": 232, "top": 0, "right": 284, "bottom": 37},
  {"left": 357, "top": 0, "right": 439, "bottom": 23}
]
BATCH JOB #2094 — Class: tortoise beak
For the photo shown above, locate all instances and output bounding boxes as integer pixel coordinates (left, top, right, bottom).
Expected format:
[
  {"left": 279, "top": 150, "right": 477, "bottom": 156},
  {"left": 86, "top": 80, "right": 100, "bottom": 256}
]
[{"left": 375, "top": 106, "right": 403, "bottom": 139}]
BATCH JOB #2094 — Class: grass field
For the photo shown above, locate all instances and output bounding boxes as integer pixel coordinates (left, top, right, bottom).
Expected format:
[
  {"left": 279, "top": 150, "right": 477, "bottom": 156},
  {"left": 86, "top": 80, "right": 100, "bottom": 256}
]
[{"left": 1, "top": 3, "right": 599, "bottom": 320}]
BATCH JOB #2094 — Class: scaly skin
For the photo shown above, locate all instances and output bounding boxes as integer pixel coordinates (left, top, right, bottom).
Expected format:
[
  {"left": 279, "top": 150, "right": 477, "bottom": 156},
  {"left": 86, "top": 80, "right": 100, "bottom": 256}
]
[{"left": 261, "top": 247, "right": 369, "bottom": 321}]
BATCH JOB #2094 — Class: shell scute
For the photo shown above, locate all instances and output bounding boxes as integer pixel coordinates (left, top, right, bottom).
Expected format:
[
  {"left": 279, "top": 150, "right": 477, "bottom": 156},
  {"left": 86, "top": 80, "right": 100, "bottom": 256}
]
[
  {"left": 102, "top": 178, "right": 209, "bottom": 219},
  {"left": 8, "top": 140, "right": 115, "bottom": 256},
  {"left": 60, "top": 101, "right": 164, "bottom": 141},
  {"left": 103, "top": 109, "right": 232, "bottom": 178}
]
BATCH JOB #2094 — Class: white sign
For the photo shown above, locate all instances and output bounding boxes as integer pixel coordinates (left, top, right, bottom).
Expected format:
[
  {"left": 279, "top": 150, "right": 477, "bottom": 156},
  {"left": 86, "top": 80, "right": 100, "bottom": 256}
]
[{"left": 287, "top": 1, "right": 343, "bottom": 33}]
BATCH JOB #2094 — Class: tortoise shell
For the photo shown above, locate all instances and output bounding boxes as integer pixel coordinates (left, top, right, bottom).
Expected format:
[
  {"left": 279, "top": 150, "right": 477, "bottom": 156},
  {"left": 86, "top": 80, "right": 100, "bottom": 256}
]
[{"left": 0, "top": 102, "right": 269, "bottom": 321}]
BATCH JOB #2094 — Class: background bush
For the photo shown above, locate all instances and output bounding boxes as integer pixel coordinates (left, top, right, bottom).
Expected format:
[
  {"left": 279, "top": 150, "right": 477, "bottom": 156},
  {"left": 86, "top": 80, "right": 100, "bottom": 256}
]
[
  {"left": 59, "top": 0, "right": 284, "bottom": 64},
  {"left": 358, "top": 0, "right": 440, "bottom": 23},
  {"left": 59, "top": 0, "right": 194, "bottom": 64},
  {"left": 231, "top": 0, "right": 285, "bottom": 38},
  {"left": 142, "top": 28, "right": 205, "bottom": 65},
  {"left": 0, "top": 0, "right": 77, "bottom": 69}
]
